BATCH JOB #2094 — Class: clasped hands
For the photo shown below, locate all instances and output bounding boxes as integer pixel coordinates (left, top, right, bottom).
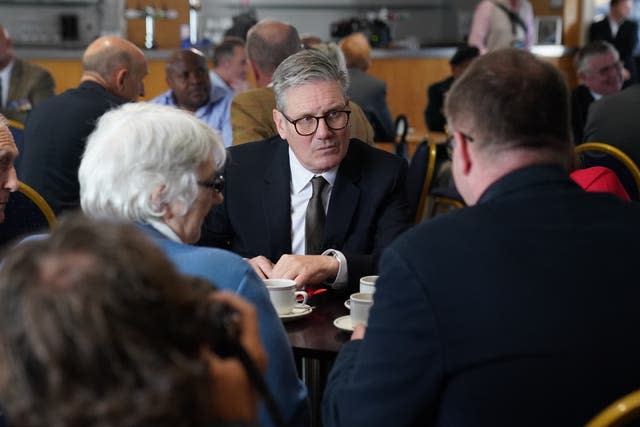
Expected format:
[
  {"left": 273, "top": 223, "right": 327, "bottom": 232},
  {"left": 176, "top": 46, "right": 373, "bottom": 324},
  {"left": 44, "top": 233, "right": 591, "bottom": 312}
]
[{"left": 248, "top": 254, "right": 340, "bottom": 289}]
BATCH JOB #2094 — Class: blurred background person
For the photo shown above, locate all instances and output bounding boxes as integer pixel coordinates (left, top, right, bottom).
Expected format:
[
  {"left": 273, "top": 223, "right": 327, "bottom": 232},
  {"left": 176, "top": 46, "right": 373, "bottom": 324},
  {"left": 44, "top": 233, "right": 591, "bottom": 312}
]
[
  {"left": 19, "top": 35, "right": 147, "bottom": 216},
  {"left": 468, "top": 0, "right": 534, "bottom": 54},
  {"left": 152, "top": 48, "right": 233, "bottom": 147},
  {"left": 0, "top": 214, "right": 266, "bottom": 427},
  {"left": 571, "top": 41, "right": 623, "bottom": 144},
  {"left": 0, "top": 114, "right": 19, "bottom": 225},
  {"left": 589, "top": 0, "right": 638, "bottom": 84},
  {"left": 209, "top": 36, "right": 250, "bottom": 95},
  {"left": 424, "top": 45, "right": 479, "bottom": 133},
  {"left": 0, "top": 25, "right": 54, "bottom": 124},
  {"left": 339, "top": 32, "right": 395, "bottom": 142},
  {"left": 79, "top": 102, "right": 309, "bottom": 427}
]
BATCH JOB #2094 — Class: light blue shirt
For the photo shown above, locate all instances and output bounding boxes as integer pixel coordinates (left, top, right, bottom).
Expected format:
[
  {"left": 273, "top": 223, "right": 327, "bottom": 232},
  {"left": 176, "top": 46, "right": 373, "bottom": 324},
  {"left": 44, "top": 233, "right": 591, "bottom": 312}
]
[
  {"left": 139, "top": 224, "right": 310, "bottom": 427},
  {"left": 209, "top": 70, "right": 234, "bottom": 96},
  {"left": 151, "top": 86, "right": 234, "bottom": 147}
]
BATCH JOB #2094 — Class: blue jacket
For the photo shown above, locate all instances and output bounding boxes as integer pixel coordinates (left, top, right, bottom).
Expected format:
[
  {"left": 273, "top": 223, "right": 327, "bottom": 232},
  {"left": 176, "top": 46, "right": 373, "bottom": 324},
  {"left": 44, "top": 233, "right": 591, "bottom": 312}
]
[{"left": 140, "top": 225, "right": 310, "bottom": 427}]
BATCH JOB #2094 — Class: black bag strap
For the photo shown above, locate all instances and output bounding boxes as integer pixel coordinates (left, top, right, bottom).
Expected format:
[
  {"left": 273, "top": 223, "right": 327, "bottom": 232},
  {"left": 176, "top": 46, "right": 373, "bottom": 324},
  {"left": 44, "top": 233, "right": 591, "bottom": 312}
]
[{"left": 492, "top": 1, "right": 528, "bottom": 36}]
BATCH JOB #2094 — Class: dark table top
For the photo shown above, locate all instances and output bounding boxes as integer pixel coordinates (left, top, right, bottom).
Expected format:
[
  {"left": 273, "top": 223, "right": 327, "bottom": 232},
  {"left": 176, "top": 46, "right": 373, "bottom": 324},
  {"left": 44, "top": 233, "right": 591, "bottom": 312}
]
[{"left": 284, "top": 291, "right": 351, "bottom": 359}]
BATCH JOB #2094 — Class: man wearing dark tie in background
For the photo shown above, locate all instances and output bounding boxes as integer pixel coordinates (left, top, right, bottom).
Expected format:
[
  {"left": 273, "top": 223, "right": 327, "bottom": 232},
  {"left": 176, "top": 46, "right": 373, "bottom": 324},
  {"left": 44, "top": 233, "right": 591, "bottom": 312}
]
[
  {"left": 200, "top": 48, "right": 410, "bottom": 291},
  {"left": 324, "top": 49, "right": 640, "bottom": 427},
  {"left": 0, "top": 26, "right": 54, "bottom": 124},
  {"left": 589, "top": 0, "right": 638, "bottom": 83}
]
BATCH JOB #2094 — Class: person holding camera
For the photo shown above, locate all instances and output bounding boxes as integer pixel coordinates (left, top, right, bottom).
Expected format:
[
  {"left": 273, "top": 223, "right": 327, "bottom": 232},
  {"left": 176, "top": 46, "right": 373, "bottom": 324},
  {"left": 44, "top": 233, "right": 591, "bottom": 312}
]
[
  {"left": 78, "top": 102, "right": 309, "bottom": 427},
  {"left": 0, "top": 214, "right": 265, "bottom": 427}
]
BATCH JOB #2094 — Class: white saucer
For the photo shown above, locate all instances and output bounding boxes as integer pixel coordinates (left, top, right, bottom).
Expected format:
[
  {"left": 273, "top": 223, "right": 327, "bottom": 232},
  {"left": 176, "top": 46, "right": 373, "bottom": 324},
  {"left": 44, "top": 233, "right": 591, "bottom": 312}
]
[
  {"left": 333, "top": 315, "right": 354, "bottom": 332},
  {"left": 344, "top": 299, "right": 351, "bottom": 309},
  {"left": 278, "top": 304, "right": 312, "bottom": 322}
]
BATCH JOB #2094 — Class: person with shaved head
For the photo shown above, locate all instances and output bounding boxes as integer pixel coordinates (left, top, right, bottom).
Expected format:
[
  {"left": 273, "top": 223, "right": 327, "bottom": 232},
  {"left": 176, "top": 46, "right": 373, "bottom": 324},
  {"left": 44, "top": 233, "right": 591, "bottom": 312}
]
[
  {"left": 19, "top": 35, "right": 147, "bottom": 215},
  {"left": 152, "top": 48, "right": 233, "bottom": 147}
]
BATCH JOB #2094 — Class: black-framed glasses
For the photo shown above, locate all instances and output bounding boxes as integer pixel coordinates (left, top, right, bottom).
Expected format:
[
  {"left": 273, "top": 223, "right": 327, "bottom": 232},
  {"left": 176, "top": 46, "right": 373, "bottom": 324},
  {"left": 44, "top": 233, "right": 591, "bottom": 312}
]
[
  {"left": 279, "top": 110, "right": 351, "bottom": 136},
  {"left": 197, "top": 174, "right": 225, "bottom": 193}
]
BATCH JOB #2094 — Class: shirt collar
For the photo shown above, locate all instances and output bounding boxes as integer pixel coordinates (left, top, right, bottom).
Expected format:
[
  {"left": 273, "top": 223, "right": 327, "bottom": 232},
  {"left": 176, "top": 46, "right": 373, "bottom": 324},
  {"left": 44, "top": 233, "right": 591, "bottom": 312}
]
[
  {"left": 147, "top": 218, "right": 183, "bottom": 243},
  {"left": 288, "top": 146, "right": 338, "bottom": 194}
]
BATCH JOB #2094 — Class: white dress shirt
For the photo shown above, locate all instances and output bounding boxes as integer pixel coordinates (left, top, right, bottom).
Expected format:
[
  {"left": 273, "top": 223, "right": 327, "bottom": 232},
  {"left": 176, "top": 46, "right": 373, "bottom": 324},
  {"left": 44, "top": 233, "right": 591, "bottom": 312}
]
[{"left": 288, "top": 147, "right": 348, "bottom": 289}]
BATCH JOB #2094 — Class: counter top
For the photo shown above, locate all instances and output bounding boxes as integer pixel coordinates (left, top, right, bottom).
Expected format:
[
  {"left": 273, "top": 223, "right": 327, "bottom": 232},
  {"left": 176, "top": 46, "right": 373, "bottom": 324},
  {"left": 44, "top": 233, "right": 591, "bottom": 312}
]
[{"left": 17, "top": 45, "right": 576, "bottom": 61}]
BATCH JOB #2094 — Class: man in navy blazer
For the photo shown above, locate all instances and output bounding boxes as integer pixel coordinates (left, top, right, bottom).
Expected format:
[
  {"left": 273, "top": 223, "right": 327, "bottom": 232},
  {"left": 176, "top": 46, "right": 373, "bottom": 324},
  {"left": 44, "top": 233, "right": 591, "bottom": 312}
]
[
  {"left": 199, "top": 49, "right": 410, "bottom": 291},
  {"left": 323, "top": 49, "right": 640, "bottom": 426}
]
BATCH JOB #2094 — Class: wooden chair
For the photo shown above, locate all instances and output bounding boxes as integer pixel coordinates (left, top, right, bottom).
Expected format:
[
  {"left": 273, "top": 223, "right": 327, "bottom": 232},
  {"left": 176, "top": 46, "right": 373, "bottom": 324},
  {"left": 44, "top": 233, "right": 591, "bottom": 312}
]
[
  {"left": 576, "top": 142, "right": 640, "bottom": 201},
  {"left": 585, "top": 389, "right": 640, "bottom": 427},
  {"left": 0, "top": 181, "right": 56, "bottom": 249},
  {"left": 407, "top": 140, "right": 464, "bottom": 222}
]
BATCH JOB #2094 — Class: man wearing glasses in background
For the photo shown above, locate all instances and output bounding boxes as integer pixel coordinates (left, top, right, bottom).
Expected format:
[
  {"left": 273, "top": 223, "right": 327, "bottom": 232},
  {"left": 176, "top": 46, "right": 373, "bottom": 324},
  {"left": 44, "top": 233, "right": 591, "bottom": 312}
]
[{"left": 199, "top": 48, "right": 410, "bottom": 292}]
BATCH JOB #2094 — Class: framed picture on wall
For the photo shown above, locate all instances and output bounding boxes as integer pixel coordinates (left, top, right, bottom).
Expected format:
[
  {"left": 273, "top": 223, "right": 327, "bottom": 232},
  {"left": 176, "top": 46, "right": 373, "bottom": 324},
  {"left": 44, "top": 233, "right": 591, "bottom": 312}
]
[{"left": 535, "top": 16, "right": 563, "bottom": 45}]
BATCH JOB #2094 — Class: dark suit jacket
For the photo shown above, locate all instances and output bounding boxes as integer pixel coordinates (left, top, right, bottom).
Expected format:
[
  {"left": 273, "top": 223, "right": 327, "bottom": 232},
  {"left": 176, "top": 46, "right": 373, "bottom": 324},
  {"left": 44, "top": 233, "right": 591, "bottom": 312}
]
[
  {"left": 424, "top": 76, "right": 454, "bottom": 132},
  {"left": 584, "top": 84, "right": 640, "bottom": 166},
  {"left": 19, "top": 81, "right": 128, "bottom": 214},
  {"left": 1, "top": 57, "right": 55, "bottom": 124},
  {"left": 199, "top": 136, "right": 411, "bottom": 290},
  {"left": 324, "top": 165, "right": 640, "bottom": 427},
  {"left": 570, "top": 84, "right": 595, "bottom": 144},
  {"left": 589, "top": 18, "right": 639, "bottom": 83},
  {"left": 347, "top": 68, "right": 396, "bottom": 142}
]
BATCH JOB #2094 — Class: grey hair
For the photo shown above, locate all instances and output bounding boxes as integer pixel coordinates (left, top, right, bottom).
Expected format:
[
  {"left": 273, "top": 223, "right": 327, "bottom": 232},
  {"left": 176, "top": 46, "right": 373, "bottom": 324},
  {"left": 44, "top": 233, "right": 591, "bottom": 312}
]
[
  {"left": 79, "top": 102, "right": 226, "bottom": 222},
  {"left": 272, "top": 48, "right": 349, "bottom": 112},
  {"left": 312, "top": 42, "right": 349, "bottom": 78},
  {"left": 574, "top": 40, "right": 619, "bottom": 74}
]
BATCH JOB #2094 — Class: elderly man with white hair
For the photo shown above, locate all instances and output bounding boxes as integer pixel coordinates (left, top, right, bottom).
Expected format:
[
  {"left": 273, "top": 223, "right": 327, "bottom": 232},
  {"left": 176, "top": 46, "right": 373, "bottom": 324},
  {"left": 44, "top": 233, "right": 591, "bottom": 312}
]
[{"left": 78, "top": 102, "right": 309, "bottom": 427}]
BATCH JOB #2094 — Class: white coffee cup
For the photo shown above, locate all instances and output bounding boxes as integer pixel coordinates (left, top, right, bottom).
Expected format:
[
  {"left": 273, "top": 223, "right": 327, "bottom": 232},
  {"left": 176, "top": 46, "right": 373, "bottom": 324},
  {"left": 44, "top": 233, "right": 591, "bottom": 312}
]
[
  {"left": 350, "top": 292, "right": 374, "bottom": 326},
  {"left": 264, "top": 279, "right": 308, "bottom": 315},
  {"left": 359, "top": 275, "right": 378, "bottom": 294}
]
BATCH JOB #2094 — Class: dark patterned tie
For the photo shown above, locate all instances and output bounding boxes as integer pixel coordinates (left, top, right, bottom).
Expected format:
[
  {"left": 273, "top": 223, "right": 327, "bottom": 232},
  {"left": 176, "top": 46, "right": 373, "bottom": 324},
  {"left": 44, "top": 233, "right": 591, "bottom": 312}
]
[{"left": 305, "top": 176, "right": 328, "bottom": 255}]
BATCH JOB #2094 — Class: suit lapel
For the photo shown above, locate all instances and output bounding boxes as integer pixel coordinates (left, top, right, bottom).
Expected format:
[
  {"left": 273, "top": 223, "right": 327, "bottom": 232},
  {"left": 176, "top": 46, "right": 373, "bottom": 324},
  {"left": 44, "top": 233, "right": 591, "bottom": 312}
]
[
  {"left": 325, "top": 143, "right": 361, "bottom": 248},
  {"left": 261, "top": 139, "right": 293, "bottom": 256}
]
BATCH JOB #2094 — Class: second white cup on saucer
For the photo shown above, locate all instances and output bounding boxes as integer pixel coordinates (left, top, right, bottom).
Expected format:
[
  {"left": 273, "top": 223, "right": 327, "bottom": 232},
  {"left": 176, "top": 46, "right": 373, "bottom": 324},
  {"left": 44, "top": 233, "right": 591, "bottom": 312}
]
[
  {"left": 359, "top": 275, "right": 378, "bottom": 294},
  {"left": 350, "top": 292, "right": 373, "bottom": 326},
  {"left": 264, "top": 279, "right": 308, "bottom": 315}
]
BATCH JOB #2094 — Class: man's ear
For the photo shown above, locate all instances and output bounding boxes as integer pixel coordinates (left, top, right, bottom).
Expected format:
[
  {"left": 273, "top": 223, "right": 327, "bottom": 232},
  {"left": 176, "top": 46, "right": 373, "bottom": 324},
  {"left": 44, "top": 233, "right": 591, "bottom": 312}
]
[
  {"left": 248, "top": 59, "right": 260, "bottom": 82},
  {"left": 273, "top": 109, "right": 287, "bottom": 140},
  {"left": 453, "top": 131, "right": 473, "bottom": 176},
  {"left": 115, "top": 68, "right": 128, "bottom": 92}
]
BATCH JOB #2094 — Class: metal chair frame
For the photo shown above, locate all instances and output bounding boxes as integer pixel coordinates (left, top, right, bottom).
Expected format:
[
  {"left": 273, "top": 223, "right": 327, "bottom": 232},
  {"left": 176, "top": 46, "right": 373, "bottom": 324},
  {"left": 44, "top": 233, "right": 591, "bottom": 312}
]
[
  {"left": 586, "top": 389, "right": 640, "bottom": 427},
  {"left": 576, "top": 142, "right": 640, "bottom": 199}
]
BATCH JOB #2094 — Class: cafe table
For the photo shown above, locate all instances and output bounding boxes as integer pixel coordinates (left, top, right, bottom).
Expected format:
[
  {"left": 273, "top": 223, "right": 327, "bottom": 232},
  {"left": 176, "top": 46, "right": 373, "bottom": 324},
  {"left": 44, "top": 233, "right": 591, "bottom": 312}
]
[{"left": 283, "top": 290, "right": 351, "bottom": 427}]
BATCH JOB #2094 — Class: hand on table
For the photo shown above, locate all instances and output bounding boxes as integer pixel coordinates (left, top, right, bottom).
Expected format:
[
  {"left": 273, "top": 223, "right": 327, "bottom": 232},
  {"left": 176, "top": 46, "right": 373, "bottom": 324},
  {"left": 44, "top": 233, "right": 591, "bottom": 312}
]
[
  {"left": 351, "top": 323, "right": 366, "bottom": 340},
  {"left": 203, "top": 291, "right": 267, "bottom": 423},
  {"left": 270, "top": 254, "right": 339, "bottom": 289},
  {"left": 247, "top": 255, "right": 274, "bottom": 279}
]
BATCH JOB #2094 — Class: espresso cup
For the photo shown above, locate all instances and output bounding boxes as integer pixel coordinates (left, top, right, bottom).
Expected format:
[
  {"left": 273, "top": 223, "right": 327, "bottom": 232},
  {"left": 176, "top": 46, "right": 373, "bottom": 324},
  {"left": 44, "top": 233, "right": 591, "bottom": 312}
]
[
  {"left": 349, "top": 292, "right": 374, "bottom": 326},
  {"left": 264, "top": 279, "right": 308, "bottom": 315},
  {"left": 359, "top": 275, "right": 378, "bottom": 294}
]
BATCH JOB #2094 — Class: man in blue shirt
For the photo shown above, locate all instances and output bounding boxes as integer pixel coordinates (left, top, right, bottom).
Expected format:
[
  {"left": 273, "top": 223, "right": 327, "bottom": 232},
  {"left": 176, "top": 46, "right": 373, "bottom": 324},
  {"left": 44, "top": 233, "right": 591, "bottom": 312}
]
[{"left": 152, "top": 48, "right": 233, "bottom": 146}]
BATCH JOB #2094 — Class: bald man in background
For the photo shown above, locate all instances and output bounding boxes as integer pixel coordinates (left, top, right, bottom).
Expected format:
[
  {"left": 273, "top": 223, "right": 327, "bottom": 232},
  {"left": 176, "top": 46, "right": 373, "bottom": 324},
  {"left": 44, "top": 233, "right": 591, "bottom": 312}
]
[
  {"left": 232, "top": 19, "right": 374, "bottom": 145},
  {"left": 19, "top": 36, "right": 147, "bottom": 215},
  {"left": 0, "top": 25, "right": 55, "bottom": 124}
]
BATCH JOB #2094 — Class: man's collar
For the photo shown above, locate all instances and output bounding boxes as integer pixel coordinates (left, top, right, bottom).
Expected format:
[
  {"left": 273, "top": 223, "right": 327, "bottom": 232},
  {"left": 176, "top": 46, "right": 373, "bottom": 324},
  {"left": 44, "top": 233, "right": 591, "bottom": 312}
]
[
  {"left": 477, "top": 164, "right": 572, "bottom": 204},
  {"left": 288, "top": 146, "right": 338, "bottom": 193}
]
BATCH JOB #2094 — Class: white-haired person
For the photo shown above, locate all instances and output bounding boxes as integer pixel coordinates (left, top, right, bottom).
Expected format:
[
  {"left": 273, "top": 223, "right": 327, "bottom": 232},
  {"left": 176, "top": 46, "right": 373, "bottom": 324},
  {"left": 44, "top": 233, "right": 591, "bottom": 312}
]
[{"left": 78, "top": 102, "right": 309, "bottom": 427}]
